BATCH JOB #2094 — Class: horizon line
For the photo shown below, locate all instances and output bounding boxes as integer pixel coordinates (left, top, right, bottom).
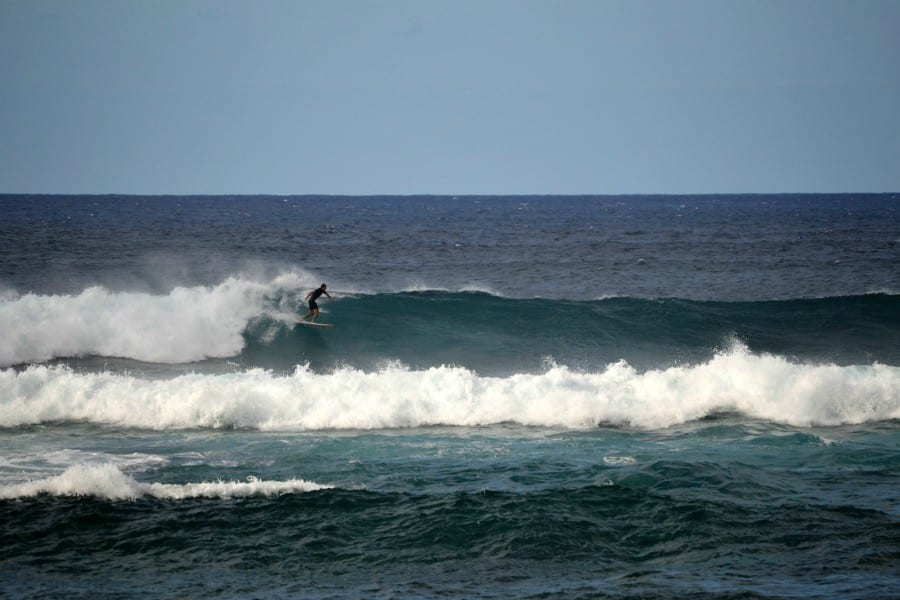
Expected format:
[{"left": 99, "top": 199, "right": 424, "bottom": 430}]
[{"left": 2, "top": 191, "right": 899, "bottom": 199}]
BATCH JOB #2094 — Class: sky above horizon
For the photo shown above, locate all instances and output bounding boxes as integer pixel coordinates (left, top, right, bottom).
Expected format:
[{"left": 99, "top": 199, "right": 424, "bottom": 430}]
[{"left": 2, "top": 0, "right": 899, "bottom": 195}]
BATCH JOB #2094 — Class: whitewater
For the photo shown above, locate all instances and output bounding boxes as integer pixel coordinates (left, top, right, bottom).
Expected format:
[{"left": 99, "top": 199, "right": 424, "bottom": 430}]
[
  {"left": 0, "top": 272, "right": 316, "bottom": 365},
  {"left": 3, "top": 347, "right": 899, "bottom": 430},
  {"left": 0, "top": 463, "right": 329, "bottom": 501}
]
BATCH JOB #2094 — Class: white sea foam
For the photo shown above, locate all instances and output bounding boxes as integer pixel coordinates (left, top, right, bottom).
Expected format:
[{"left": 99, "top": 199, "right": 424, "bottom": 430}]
[
  {"left": 603, "top": 456, "right": 637, "bottom": 465},
  {"left": 0, "top": 449, "right": 168, "bottom": 483},
  {"left": 459, "top": 282, "right": 507, "bottom": 297},
  {"left": 1, "top": 344, "right": 897, "bottom": 430},
  {"left": 0, "top": 271, "right": 319, "bottom": 366},
  {"left": 0, "top": 463, "right": 330, "bottom": 501}
]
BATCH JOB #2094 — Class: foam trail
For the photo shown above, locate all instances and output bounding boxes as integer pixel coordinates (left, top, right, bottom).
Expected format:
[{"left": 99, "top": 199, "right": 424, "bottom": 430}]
[
  {"left": 0, "top": 463, "right": 330, "bottom": 501},
  {"left": 2, "top": 345, "right": 898, "bottom": 430},
  {"left": 0, "top": 271, "right": 317, "bottom": 366}
]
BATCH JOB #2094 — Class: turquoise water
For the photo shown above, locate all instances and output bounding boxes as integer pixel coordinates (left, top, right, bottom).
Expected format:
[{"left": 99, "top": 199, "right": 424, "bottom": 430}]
[{"left": 3, "top": 423, "right": 898, "bottom": 598}]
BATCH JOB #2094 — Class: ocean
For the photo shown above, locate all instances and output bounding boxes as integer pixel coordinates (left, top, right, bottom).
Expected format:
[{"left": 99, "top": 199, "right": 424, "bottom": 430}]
[{"left": 1, "top": 194, "right": 898, "bottom": 598}]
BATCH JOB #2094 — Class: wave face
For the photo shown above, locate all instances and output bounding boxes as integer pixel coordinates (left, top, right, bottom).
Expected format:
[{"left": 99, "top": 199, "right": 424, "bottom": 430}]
[
  {"left": 2, "top": 275, "right": 898, "bottom": 372},
  {"left": 258, "top": 290, "right": 900, "bottom": 373},
  {"left": 3, "top": 344, "right": 898, "bottom": 430}
]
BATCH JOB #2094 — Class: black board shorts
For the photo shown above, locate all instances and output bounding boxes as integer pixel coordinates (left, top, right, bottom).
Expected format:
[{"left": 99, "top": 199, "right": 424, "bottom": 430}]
[{"left": 309, "top": 299, "right": 319, "bottom": 310}]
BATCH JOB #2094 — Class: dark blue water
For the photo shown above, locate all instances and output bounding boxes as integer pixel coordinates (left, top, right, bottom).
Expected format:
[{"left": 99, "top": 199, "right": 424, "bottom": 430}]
[
  {"left": 3, "top": 194, "right": 897, "bottom": 300},
  {"left": 1, "top": 194, "right": 899, "bottom": 598}
]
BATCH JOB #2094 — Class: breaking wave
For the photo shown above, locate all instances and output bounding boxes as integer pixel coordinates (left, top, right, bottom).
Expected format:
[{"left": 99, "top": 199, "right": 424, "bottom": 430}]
[
  {"left": 0, "top": 463, "right": 330, "bottom": 501},
  {"left": 2, "top": 344, "right": 897, "bottom": 431},
  {"left": 2, "top": 272, "right": 898, "bottom": 371}
]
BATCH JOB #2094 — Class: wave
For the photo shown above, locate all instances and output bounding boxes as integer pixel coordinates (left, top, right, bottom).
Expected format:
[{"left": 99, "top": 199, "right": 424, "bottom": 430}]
[
  {"left": 2, "top": 272, "right": 898, "bottom": 370},
  {"left": 0, "top": 463, "right": 330, "bottom": 501},
  {"left": 269, "top": 290, "right": 900, "bottom": 371},
  {"left": 0, "top": 271, "right": 318, "bottom": 366},
  {"left": 2, "top": 344, "right": 898, "bottom": 430}
]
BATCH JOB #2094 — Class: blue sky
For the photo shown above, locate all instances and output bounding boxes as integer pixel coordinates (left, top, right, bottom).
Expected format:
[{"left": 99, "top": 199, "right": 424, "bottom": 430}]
[{"left": 1, "top": 0, "right": 898, "bottom": 195}]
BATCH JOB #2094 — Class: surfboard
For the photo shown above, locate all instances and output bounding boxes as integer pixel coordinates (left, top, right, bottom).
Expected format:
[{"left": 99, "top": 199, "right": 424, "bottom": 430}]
[{"left": 296, "top": 320, "right": 333, "bottom": 329}]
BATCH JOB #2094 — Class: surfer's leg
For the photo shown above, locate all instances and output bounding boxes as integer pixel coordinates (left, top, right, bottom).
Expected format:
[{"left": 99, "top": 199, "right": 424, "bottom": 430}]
[{"left": 303, "top": 301, "right": 318, "bottom": 322}]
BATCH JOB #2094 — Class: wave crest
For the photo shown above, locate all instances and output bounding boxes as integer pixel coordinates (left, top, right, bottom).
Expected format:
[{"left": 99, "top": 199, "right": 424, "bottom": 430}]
[
  {"left": 0, "top": 463, "right": 330, "bottom": 501},
  {"left": 2, "top": 344, "right": 897, "bottom": 430},
  {"left": 0, "top": 271, "right": 320, "bottom": 366}
]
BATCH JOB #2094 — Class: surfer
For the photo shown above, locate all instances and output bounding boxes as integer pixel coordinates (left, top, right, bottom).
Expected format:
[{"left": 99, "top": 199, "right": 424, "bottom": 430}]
[{"left": 301, "top": 283, "right": 332, "bottom": 322}]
